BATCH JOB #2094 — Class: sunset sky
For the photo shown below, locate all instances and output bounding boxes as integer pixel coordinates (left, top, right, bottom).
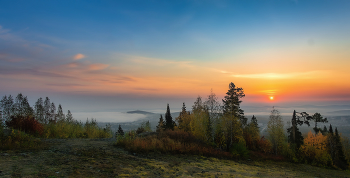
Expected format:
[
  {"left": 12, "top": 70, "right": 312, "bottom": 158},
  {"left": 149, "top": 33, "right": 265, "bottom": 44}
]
[{"left": 1, "top": 0, "right": 350, "bottom": 118}]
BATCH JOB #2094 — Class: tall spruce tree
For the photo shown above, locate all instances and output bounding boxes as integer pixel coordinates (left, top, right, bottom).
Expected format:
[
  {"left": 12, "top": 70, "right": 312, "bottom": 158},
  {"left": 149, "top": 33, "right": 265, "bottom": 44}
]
[
  {"left": 222, "top": 82, "right": 246, "bottom": 126},
  {"left": 57, "top": 104, "right": 65, "bottom": 122},
  {"left": 34, "top": 97, "right": 44, "bottom": 123},
  {"left": 334, "top": 128, "right": 348, "bottom": 169},
  {"left": 222, "top": 82, "right": 245, "bottom": 151},
  {"left": 117, "top": 124, "right": 124, "bottom": 136},
  {"left": 22, "top": 96, "right": 34, "bottom": 117},
  {"left": 0, "top": 95, "right": 14, "bottom": 123},
  {"left": 14, "top": 93, "right": 24, "bottom": 117},
  {"left": 156, "top": 114, "right": 165, "bottom": 132},
  {"left": 50, "top": 102, "right": 56, "bottom": 123},
  {"left": 66, "top": 110, "right": 73, "bottom": 122},
  {"left": 44, "top": 97, "right": 51, "bottom": 124},
  {"left": 164, "top": 104, "right": 175, "bottom": 130}
]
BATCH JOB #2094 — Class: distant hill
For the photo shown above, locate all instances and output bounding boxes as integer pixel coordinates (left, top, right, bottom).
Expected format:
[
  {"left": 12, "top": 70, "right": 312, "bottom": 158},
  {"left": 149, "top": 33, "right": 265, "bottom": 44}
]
[
  {"left": 127, "top": 110, "right": 155, "bottom": 115},
  {"left": 327, "top": 110, "right": 350, "bottom": 116}
]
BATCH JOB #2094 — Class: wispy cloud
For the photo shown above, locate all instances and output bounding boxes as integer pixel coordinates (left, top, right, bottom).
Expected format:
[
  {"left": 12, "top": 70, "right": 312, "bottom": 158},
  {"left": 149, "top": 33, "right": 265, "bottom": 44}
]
[
  {"left": 73, "top": 53, "right": 85, "bottom": 60},
  {"left": 232, "top": 71, "right": 329, "bottom": 79},
  {"left": 88, "top": 63, "right": 109, "bottom": 71}
]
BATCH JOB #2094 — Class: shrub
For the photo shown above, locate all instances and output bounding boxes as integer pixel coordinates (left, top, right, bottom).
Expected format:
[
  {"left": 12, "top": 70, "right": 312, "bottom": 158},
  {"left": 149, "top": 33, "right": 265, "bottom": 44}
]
[
  {"left": 5, "top": 115, "right": 44, "bottom": 136},
  {"left": 230, "top": 142, "right": 249, "bottom": 159},
  {"left": 115, "top": 130, "right": 233, "bottom": 158},
  {"left": 257, "top": 136, "right": 272, "bottom": 153},
  {"left": 0, "top": 129, "right": 44, "bottom": 150},
  {"left": 42, "top": 119, "right": 112, "bottom": 139}
]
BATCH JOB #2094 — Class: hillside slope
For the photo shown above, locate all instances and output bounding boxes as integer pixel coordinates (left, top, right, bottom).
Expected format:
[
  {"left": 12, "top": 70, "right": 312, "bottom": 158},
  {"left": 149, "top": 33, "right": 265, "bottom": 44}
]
[{"left": 0, "top": 138, "right": 349, "bottom": 177}]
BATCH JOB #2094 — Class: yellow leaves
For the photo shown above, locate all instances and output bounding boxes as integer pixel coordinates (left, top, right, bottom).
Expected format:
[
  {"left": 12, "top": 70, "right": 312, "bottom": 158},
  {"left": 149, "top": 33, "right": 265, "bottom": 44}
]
[
  {"left": 302, "top": 131, "right": 328, "bottom": 151},
  {"left": 300, "top": 131, "right": 332, "bottom": 166}
]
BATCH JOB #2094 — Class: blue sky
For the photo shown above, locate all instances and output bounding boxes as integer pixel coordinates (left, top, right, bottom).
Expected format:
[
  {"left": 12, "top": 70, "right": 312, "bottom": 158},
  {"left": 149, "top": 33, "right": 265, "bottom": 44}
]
[{"left": 1, "top": 0, "right": 350, "bottom": 121}]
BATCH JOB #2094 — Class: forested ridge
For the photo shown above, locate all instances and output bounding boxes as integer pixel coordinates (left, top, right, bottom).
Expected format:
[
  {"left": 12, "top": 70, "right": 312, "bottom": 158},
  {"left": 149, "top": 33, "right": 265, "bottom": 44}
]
[
  {"left": 1, "top": 82, "right": 350, "bottom": 171},
  {"left": 116, "top": 82, "right": 350, "bottom": 170}
]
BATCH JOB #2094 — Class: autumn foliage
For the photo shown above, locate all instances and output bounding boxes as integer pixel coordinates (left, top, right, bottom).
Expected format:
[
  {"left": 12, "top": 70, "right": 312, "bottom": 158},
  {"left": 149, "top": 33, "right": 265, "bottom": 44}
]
[
  {"left": 116, "top": 130, "right": 233, "bottom": 158},
  {"left": 5, "top": 115, "right": 44, "bottom": 136},
  {"left": 300, "top": 131, "right": 332, "bottom": 167}
]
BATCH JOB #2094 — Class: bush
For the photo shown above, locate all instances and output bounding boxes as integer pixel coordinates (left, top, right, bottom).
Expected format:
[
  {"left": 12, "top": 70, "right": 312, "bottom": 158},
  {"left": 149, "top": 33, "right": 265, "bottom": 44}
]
[
  {"left": 5, "top": 115, "right": 44, "bottom": 136},
  {"left": 115, "top": 130, "right": 232, "bottom": 158},
  {"left": 42, "top": 119, "right": 112, "bottom": 139},
  {"left": 0, "top": 129, "right": 44, "bottom": 150},
  {"left": 230, "top": 142, "right": 249, "bottom": 159},
  {"left": 257, "top": 136, "right": 272, "bottom": 153}
]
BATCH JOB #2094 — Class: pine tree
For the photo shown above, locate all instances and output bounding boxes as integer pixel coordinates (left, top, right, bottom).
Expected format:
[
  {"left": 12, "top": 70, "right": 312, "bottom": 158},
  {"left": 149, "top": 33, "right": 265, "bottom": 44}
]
[
  {"left": 322, "top": 125, "right": 328, "bottom": 135},
  {"left": 204, "top": 107, "right": 213, "bottom": 143},
  {"left": 56, "top": 104, "right": 65, "bottom": 122},
  {"left": 164, "top": 104, "right": 174, "bottom": 130},
  {"left": 222, "top": 82, "right": 246, "bottom": 126},
  {"left": 34, "top": 97, "right": 44, "bottom": 123},
  {"left": 222, "top": 82, "right": 245, "bottom": 151},
  {"left": 50, "top": 102, "right": 56, "bottom": 123},
  {"left": 156, "top": 115, "right": 165, "bottom": 132},
  {"left": 22, "top": 96, "right": 34, "bottom": 117},
  {"left": 245, "top": 115, "right": 260, "bottom": 150},
  {"left": 117, "top": 124, "right": 124, "bottom": 136},
  {"left": 14, "top": 93, "right": 24, "bottom": 117},
  {"left": 44, "top": 97, "right": 51, "bottom": 124},
  {"left": 334, "top": 128, "right": 348, "bottom": 169},
  {"left": 312, "top": 113, "right": 328, "bottom": 134},
  {"left": 0, "top": 95, "right": 14, "bottom": 123},
  {"left": 327, "top": 124, "right": 336, "bottom": 163},
  {"left": 66, "top": 110, "right": 73, "bottom": 122}
]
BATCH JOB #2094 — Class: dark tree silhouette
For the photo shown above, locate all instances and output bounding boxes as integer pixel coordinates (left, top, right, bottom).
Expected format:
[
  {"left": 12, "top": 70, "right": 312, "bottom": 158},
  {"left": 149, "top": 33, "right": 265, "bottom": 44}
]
[
  {"left": 222, "top": 82, "right": 245, "bottom": 151},
  {"left": 164, "top": 104, "right": 175, "bottom": 130},
  {"left": 288, "top": 110, "right": 312, "bottom": 150},
  {"left": 156, "top": 114, "right": 165, "bottom": 132},
  {"left": 334, "top": 128, "right": 348, "bottom": 169},
  {"left": 312, "top": 112, "right": 328, "bottom": 134},
  {"left": 117, "top": 124, "right": 124, "bottom": 136}
]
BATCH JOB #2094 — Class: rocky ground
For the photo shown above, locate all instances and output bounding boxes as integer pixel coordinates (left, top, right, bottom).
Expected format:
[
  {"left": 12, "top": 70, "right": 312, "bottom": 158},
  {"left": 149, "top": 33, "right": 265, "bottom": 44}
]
[{"left": 0, "top": 138, "right": 349, "bottom": 177}]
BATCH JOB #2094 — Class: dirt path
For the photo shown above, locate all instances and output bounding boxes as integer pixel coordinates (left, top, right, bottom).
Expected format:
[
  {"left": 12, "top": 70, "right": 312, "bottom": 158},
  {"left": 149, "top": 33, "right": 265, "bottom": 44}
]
[{"left": 0, "top": 138, "right": 349, "bottom": 177}]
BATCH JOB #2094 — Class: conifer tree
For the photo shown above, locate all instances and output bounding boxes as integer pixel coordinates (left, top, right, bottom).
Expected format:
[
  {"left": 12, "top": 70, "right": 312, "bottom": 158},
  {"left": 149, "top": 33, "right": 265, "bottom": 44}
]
[
  {"left": 0, "top": 95, "right": 14, "bottom": 123},
  {"left": 222, "top": 82, "right": 246, "bottom": 126},
  {"left": 66, "top": 110, "right": 73, "bottom": 122},
  {"left": 117, "top": 124, "right": 124, "bottom": 136},
  {"left": 327, "top": 124, "right": 337, "bottom": 162},
  {"left": 164, "top": 104, "right": 175, "bottom": 130},
  {"left": 204, "top": 107, "right": 213, "bottom": 143},
  {"left": 44, "top": 97, "right": 51, "bottom": 124},
  {"left": 57, "top": 104, "right": 65, "bottom": 122},
  {"left": 312, "top": 112, "right": 328, "bottom": 134},
  {"left": 245, "top": 115, "right": 260, "bottom": 150},
  {"left": 50, "top": 102, "right": 56, "bottom": 123},
  {"left": 22, "top": 96, "right": 34, "bottom": 117},
  {"left": 222, "top": 82, "right": 245, "bottom": 151},
  {"left": 14, "top": 93, "right": 24, "bottom": 117},
  {"left": 156, "top": 115, "right": 165, "bottom": 132},
  {"left": 322, "top": 125, "right": 328, "bottom": 135},
  {"left": 34, "top": 97, "right": 44, "bottom": 123},
  {"left": 334, "top": 128, "right": 348, "bottom": 169}
]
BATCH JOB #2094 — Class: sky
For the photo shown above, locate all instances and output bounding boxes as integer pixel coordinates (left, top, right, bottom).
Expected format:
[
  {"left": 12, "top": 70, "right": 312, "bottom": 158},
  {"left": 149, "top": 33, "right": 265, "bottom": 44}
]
[{"left": 1, "top": 0, "right": 350, "bottom": 121}]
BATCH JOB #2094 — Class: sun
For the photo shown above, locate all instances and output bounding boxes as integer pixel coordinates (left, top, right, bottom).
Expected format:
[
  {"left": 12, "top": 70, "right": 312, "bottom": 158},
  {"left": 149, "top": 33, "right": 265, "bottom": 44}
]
[{"left": 270, "top": 96, "right": 274, "bottom": 100}]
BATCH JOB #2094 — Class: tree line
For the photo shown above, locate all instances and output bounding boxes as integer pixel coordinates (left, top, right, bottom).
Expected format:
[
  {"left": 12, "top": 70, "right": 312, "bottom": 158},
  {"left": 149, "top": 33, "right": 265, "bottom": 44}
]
[
  {"left": 118, "top": 82, "right": 349, "bottom": 169},
  {"left": 0, "top": 93, "right": 73, "bottom": 125}
]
